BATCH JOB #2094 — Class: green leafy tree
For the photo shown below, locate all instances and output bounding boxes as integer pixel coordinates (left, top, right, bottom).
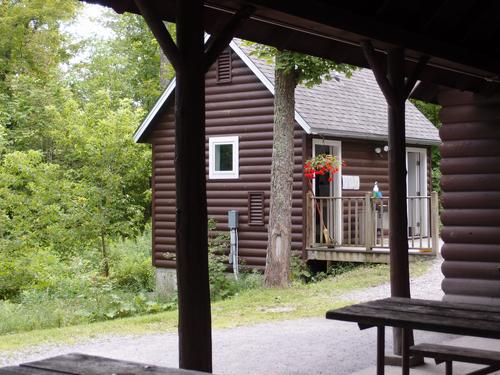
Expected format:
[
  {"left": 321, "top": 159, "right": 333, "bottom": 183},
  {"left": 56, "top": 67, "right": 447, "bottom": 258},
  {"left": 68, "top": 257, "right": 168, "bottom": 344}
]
[
  {"left": 0, "top": 0, "right": 79, "bottom": 152},
  {"left": 0, "top": 150, "right": 82, "bottom": 298},
  {"left": 51, "top": 94, "right": 151, "bottom": 276},
  {"left": 68, "top": 12, "right": 170, "bottom": 110},
  {"left": 248, "top": 44, "right": 356, "bottom": 287}
]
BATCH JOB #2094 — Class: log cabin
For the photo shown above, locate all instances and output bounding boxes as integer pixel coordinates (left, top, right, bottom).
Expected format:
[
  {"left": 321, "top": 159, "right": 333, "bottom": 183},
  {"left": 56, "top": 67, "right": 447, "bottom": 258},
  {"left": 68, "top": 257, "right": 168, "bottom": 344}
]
[{"left": 134, "top": 40, "right": 440, "bottom": 275}]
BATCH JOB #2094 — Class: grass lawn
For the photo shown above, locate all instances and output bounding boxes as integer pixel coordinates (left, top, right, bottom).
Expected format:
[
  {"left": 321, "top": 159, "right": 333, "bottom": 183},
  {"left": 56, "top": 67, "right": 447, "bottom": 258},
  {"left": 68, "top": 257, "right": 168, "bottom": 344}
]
[{"left": 0, "top": 261, "right": 430, "bottom": 353}]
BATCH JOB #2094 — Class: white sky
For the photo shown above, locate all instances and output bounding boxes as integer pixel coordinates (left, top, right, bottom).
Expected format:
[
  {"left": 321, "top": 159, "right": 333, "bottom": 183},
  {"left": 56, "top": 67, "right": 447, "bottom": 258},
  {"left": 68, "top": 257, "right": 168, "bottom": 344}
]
[{"left": 64, "top": 3, "right": 112, "bottom": 41}]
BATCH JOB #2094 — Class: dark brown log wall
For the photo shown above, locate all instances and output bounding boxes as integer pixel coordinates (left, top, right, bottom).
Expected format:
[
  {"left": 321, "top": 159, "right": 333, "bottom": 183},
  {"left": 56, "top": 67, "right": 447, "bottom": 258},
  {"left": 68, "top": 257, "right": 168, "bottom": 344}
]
[
  {"left": 148, "top": 50, "right": 304, "bottom": 270},
  {"left": 439, "top": 88, "right": 500, "bottom": 305}
]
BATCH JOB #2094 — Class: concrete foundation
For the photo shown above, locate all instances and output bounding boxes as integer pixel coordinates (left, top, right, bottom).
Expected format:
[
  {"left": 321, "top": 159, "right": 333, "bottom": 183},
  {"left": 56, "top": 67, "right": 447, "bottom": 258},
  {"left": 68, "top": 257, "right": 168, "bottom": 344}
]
[{"left": 155, "top": 268, "right": 177, "bottom": 298}]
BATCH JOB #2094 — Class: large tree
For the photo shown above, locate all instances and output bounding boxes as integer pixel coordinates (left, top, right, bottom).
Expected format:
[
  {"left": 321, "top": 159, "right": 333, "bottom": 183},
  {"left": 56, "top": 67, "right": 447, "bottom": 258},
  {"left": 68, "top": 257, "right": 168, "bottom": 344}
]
[
  {"left": 249, "top": 45, "right": 355, "bottom": 287},
  {"left": 0, "top": 0, "right": 79, "bottom": 154}
]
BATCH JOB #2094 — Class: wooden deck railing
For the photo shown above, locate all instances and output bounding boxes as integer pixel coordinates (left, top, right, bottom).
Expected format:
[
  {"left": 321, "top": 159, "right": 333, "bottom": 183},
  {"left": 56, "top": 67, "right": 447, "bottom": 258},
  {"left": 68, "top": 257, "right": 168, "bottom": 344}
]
[{"left": 306, "top": 191, "right": 440, "bottom": 255}]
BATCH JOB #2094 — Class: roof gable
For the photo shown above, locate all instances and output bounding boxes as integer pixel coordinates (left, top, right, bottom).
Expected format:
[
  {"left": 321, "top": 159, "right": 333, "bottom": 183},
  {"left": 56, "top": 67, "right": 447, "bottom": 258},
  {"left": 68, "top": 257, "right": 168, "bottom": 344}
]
[
  {"left": 134, "top": 40, "right": 440, "bottom": 145},
  {"left": 134, "top": 40, "right": 309, "bottom": 143}
]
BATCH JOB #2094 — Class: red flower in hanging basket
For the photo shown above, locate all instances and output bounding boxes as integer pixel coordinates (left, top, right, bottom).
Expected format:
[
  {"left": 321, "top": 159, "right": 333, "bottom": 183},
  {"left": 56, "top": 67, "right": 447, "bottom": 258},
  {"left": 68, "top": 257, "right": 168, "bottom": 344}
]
[{"left": 303, "top": 154, "right": 343, "bottom": 182}]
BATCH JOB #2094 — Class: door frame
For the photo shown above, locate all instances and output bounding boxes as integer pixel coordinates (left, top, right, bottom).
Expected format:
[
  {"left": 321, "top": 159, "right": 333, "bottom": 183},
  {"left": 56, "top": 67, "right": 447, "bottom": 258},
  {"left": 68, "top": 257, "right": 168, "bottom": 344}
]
[
  {"left": 312, "top": 138, "right": 342, "bottom": 244},
  {"left": 406, "top": 147, "right": 428, "bottom": 237}
]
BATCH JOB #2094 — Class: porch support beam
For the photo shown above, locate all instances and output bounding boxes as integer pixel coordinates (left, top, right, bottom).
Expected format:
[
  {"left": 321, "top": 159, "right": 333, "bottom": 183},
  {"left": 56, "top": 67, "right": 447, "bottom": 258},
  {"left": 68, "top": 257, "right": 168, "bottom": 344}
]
[
  {"left": 135, "top": 1, "right": 249, "bottom": 372},
  {"left": 386, "top": 47, "right": 410, "bottom": 301},
  {"left": 362, "top": 40, "right": 428, "bottom": 356},
  {"left": 204, "top": 6, "right": 254, "bottom": 72},
  {"left": 173, "top": 0, "right": 212, "bottom": 371}
]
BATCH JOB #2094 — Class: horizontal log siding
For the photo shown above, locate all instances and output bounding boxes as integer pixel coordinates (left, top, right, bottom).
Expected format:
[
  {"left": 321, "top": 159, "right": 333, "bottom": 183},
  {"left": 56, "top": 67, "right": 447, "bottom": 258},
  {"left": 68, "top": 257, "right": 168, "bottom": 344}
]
[
  {"left": 439, "top": 88, "right": 500, "bottom": 305},
  {"left": 148, "top": 50, "right": 304, "bottom": 269},
  {"left": 342, "top": 140, "right": 390, "bottom": 196}
]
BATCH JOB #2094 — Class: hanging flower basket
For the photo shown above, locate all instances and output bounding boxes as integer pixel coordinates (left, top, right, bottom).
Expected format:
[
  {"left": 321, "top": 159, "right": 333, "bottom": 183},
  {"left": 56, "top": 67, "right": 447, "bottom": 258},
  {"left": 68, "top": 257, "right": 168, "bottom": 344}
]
[{"left": 304, "top": 153, "right": 343, "bottom": 182}]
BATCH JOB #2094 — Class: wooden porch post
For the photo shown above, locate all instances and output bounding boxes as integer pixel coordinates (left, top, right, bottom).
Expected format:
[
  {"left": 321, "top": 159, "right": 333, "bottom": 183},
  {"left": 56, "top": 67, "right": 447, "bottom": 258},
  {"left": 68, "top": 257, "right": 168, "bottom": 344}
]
[
  {"left": 174, "top": 0, "right": 212, "bottom": 371},
  {"left": 133, "top": 1, "right": 252, "bottom": 371},
  {"left": 386, "top": 48, "right": 410, "bottom": 355},
  {"left": 387, "top": 48, "right": 410, "bottom": 301},
  {"left": 361, "top": 41, "right": 428, "bottom": 357}
]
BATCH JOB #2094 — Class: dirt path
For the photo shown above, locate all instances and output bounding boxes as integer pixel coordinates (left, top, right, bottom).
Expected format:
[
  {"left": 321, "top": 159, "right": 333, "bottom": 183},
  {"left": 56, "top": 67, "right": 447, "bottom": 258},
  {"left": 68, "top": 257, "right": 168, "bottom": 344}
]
[{"left": 1, "top": 257, "right": 447, "bottom": 375}]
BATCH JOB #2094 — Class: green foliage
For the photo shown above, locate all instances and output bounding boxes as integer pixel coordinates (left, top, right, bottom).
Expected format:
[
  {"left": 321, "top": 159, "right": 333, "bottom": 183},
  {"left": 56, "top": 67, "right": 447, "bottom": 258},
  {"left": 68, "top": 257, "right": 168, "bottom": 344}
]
[
  {"left": 0, "top": 231, "right": 176, "bottom": 335},
  {"left": 109, "top": 229, "right": 155, "bottom": 293},
  {"left": 68, "top": 11, "right": 169, "bottom": 110},
  {"left": 0, "top": 0, "right": 79, "bottom": 152},
  {"left": 247, "top": 42, "right": 357, "bottom": 87}
]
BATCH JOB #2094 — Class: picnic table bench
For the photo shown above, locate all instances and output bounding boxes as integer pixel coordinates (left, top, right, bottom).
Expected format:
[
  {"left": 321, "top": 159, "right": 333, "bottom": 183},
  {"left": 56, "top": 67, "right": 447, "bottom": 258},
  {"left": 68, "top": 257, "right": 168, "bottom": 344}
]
[
  {"left": 0, "top": 353, "right": 210, "bottom": 375},
  {"left": 326, "top": 297, "right": 500, "bottom": 375}
]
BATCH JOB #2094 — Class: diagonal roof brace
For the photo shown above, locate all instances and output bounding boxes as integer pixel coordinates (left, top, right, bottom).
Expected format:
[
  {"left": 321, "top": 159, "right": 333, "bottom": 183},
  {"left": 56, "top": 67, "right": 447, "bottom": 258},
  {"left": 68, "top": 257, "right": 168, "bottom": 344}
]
[{"left": 204, "top": 6, "right": 255, "bottom": 72}]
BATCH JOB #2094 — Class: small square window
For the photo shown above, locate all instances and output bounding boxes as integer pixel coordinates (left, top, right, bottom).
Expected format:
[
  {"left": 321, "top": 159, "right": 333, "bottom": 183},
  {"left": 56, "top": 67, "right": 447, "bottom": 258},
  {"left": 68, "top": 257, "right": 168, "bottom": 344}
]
[{"left": 209, "top": 136, "right": 239, "bottom": 179}]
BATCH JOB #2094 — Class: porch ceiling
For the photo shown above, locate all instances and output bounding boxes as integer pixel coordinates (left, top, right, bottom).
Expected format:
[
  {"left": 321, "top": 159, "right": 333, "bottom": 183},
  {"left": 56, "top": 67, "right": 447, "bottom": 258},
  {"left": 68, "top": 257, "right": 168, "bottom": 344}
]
[{"left": 82, "top": 0, "right": 500, "bottom": 96}]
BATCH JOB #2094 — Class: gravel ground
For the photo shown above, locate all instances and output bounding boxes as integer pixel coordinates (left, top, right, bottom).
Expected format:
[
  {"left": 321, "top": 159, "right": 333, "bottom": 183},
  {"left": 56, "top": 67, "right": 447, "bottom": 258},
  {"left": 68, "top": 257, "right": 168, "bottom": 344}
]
[
  {"left": 1, "top": 256, "right": 448, "bottom": 374},
  {"left": 340, "top": 254, "right": 444, "bottom": 303}
]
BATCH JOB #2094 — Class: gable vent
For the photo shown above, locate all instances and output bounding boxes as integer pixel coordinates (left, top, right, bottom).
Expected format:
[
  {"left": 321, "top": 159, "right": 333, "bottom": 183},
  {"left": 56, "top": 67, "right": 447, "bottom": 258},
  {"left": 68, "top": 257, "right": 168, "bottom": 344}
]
[
  {"left": 216, "top": 50, "right": 232, "bottom": 83},
  {"left": 248, "top": 192, "right": 265, "bottom": 226}
]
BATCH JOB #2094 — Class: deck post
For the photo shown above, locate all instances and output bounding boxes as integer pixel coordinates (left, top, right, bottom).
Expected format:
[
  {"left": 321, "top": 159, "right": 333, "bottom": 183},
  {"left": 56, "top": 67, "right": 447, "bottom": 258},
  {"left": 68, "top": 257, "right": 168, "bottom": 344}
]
[
  {"left": 174, "top": 0, "right": 211, "bottom": 371},
  {"left": 364, "top": 192, "right": 373, "bottom": 251},
  {"left": 431, "top": 191, "right": 440, "bottom": 256},
  {"left": 306, "top": 191, "right": 315, "bottom": 248}
]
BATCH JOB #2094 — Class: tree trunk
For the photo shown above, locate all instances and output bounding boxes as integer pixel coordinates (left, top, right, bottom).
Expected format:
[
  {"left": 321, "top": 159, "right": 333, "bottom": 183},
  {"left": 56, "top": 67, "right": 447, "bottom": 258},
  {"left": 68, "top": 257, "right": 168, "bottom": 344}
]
[
  {"left": 101, "top": 233, "right": 109, "bottom": 278},
  {"left": 264, "top": 51, "right": 298, "bottom": 287}
]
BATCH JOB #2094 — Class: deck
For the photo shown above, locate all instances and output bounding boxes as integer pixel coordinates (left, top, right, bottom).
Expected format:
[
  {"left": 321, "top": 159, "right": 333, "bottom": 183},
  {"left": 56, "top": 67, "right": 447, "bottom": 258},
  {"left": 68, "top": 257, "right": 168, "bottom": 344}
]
[
  {"left": 305, "top": 192, "right": 440, "bottom": 263},
  {"left": 306, "top": 245, "right": 435, "bottom": 263}
]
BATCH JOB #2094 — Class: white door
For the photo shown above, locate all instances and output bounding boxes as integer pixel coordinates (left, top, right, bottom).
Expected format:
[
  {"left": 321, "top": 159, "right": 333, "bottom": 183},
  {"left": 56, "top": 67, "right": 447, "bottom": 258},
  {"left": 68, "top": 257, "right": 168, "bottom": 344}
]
[
  {"left": 312, "top": 139, "right": 342, "bottom": 245},
  {"left": 406, "top": 148, "right": 428, "bottom": 237}
]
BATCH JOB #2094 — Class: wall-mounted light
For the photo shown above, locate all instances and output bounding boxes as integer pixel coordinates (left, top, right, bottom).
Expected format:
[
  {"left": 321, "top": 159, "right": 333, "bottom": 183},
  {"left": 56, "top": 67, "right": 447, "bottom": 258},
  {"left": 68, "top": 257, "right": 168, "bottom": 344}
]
[{"left": 375, "top": 145, "right": 389, "bottom": 157}]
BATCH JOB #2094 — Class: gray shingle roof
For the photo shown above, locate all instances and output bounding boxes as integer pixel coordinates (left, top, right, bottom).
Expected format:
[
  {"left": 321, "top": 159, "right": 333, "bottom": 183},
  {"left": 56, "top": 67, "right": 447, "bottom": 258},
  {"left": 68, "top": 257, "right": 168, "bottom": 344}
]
[{"left": 238, "top": 43, "right": 441, "bottom": 145}]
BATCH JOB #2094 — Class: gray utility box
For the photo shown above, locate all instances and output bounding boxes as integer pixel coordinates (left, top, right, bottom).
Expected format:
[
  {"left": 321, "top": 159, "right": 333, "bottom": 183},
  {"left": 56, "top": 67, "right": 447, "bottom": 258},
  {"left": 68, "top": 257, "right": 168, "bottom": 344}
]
[{"left": 228, "top": 210, "right": 239, "bottom": 229}]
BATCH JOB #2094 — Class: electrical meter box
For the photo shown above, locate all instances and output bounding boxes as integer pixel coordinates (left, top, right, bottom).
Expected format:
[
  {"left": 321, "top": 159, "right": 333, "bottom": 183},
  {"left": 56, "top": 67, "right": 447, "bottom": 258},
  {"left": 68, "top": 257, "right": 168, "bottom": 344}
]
[{"left": 228, "top": 210, "right": 239, "bottom": 229}]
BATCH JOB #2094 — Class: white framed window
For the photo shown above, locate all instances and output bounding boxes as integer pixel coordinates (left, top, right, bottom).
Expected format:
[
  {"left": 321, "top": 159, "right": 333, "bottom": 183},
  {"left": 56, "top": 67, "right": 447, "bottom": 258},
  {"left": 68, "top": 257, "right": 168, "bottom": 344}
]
[{"left": 208, "top": 136, "right": 239, "bottom": 179}]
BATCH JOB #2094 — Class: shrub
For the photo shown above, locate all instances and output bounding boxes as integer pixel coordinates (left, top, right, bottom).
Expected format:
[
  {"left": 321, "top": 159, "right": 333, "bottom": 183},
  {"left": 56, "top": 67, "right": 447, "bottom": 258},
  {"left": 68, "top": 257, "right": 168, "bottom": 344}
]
[{"left": 109, "top": 230, "right": 155, "bottom": 293}]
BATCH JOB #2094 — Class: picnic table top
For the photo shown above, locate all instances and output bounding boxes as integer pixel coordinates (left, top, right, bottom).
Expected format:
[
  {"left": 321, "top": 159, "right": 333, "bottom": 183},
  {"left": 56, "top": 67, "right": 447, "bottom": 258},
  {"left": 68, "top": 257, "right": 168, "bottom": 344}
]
[
  {"left": 0, "top": 353, "right": 210, "bottom": 375},
  {"left": 326, "top": 297, "right": 500, "bottom": 340}
]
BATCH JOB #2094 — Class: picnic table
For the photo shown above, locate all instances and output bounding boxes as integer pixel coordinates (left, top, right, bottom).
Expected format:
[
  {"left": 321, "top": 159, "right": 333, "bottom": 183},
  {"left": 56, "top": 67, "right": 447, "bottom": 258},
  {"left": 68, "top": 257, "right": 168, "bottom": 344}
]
[
  {"left": 0, "top": 353, "right": 210, "bottom": 375},
  {"left": 326, "top": 297, "right": 500, "bottom": 375}
]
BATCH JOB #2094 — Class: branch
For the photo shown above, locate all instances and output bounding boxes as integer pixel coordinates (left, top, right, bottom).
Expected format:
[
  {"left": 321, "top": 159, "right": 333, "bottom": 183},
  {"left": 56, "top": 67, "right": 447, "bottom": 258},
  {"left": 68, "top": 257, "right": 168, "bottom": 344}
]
[
  {"left": 360, "top": 40, "right": 397, "bottom": 106},
  {"left": 134, "top": 0, "right": 181, "bottom": 71},
  {"left": 404, "top": 55, "right": 429, "bottom": 98},
  {"left": 204, "top": 6, "right": 255, "bottom": 72}
]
